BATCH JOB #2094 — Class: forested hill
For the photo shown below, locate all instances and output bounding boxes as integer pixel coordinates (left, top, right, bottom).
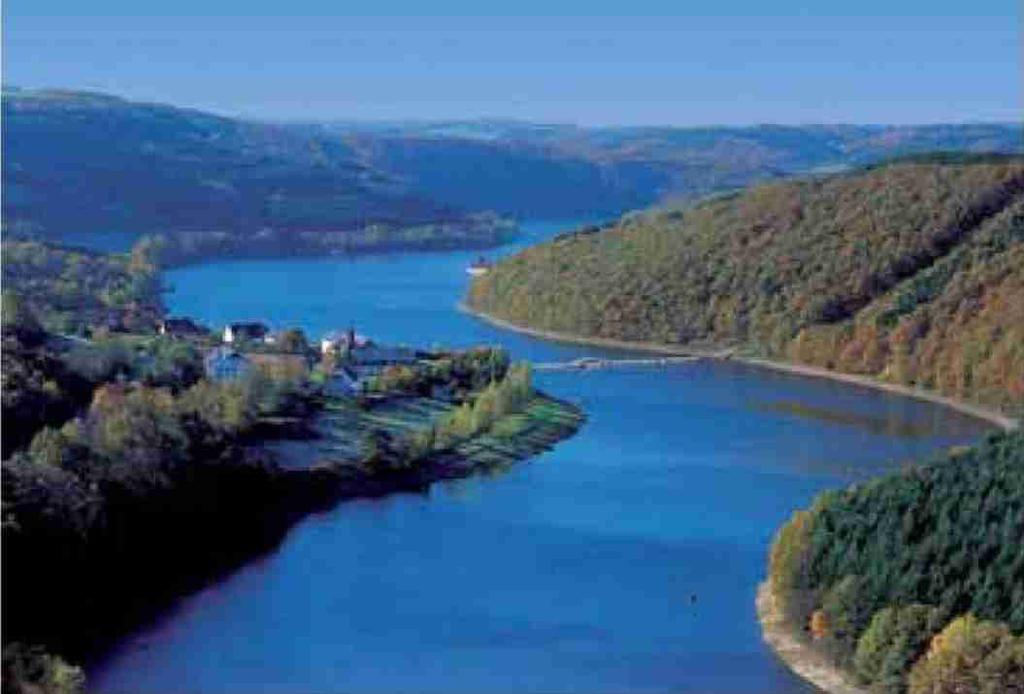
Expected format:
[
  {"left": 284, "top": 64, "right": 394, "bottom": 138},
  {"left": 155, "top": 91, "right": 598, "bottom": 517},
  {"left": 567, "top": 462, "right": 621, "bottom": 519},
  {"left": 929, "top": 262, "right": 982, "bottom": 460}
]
[
  {"left": 467, "top": 156, "right": 1024, "bottom": 412},
  {"left": 768, "top": 430, "right": 1024, "bottom": 692},
  {"left": 1, "top": 88, "right": 506, "bottom": 253}
]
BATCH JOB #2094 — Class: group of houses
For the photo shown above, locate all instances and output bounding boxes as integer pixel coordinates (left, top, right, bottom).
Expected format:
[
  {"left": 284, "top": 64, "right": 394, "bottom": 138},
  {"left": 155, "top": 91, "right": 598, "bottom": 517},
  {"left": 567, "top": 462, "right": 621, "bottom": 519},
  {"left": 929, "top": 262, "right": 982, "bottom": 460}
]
[
  {"left": 160, "top": 318, "right": 419, "bottom": 395},
  {"left": 318, "top": 326, "right": 420, "bottom": 396}
]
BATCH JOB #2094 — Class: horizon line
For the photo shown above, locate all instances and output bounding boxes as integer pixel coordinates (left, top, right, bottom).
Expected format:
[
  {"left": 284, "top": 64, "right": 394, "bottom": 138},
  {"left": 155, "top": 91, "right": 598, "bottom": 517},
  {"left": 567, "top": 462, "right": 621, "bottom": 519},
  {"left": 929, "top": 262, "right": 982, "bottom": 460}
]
[{"left": 6, "top": 84, "right": 1023, "bottom": 131}]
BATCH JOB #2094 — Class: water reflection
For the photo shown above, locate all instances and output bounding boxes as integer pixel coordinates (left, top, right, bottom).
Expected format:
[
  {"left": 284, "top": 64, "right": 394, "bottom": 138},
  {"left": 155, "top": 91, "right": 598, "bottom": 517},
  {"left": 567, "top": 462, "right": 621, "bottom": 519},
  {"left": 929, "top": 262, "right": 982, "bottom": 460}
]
[{"left": 752, "top": 399, "right": 933, "bottom": 438}]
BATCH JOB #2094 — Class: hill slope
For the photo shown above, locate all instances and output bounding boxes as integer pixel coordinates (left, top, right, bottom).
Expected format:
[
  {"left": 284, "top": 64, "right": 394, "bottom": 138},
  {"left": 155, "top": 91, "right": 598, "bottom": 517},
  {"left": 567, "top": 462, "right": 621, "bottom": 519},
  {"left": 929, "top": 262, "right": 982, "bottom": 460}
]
[
  {"left": 467, "top": 157, "right": 1024, "bottom": 412},
  {"left": 1, "top": 88, "right": 509, "bottom": 255},
  {"left": 333, "top": 121, "right": 1024, "bottom": 217},
  {"left": 5, "top": 88, "right": 1021, "bottom": 247},
  {"left": 767, "top": 430, "right": 1024, "bottom": 691}
]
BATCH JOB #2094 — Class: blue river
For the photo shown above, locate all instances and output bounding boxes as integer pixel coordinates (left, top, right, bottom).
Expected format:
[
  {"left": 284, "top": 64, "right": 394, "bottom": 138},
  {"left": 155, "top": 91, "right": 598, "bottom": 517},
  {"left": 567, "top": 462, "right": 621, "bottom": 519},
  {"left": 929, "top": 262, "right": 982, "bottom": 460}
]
[{"left": 88, "top": 220, "right": 991, "bottom": 693}]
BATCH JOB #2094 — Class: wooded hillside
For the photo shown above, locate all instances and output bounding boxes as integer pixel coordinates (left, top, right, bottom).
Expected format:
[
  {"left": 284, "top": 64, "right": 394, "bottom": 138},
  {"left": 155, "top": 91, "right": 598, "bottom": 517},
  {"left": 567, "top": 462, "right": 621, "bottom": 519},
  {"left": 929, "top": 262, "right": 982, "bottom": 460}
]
[
  {"left": 467, "top": 157, "right": 1024, "bottom": 412},
  {"left": 769, "top": 430, "right": 1024, "bottom": 692},
  {"left": 2, "top": 88, "right": 501, "bottom": 256}
]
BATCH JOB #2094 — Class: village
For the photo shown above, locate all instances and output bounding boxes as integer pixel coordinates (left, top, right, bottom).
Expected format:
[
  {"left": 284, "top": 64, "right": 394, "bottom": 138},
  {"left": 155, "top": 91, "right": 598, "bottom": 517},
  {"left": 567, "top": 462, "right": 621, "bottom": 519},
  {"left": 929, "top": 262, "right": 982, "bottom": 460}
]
[
  {"left": 155, "top": 314, "right": 702, "bottom": 394},
  {"left": 151, "top": 314, "right": 580, "bottom": 476},
  {"left": 157, "top": 316, "right": 421, "bottom": 398}
]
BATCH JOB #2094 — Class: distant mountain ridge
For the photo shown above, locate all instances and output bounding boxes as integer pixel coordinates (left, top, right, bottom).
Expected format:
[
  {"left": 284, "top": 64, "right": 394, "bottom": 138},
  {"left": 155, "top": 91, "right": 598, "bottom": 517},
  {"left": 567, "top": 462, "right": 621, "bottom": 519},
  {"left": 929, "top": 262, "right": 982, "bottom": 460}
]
[
  {"left": 3, "top": 87, "right": 1022, "bottom": 250},
  {"left": 2, "top": 88, "right": 479, "bottom": 249},
  {"left": 327, "top": 118, "right": 1024, "bottom": 216},
  {"left": 467, "top": 157, "right": 1024, "bottom": 412}
]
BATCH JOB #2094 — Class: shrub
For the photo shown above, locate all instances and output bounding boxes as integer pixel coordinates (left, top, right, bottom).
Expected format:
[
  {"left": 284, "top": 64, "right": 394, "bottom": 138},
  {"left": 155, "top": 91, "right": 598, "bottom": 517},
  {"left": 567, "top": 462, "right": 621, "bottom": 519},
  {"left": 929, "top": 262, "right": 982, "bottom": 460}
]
[
  {"left": 908, "top": 615, "right": 1024, "bottom": 694},
  {"left": 2, "top": 643, "right": 85, "bottom": 694}
]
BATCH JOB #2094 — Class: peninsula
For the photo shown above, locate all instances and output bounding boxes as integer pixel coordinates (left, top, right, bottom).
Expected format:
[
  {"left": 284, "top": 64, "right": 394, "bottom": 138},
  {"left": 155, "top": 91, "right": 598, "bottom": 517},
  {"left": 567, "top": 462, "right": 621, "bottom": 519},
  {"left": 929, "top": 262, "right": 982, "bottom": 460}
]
[{"left": 0, "top": 239, "right": 583, "bottom": 692}]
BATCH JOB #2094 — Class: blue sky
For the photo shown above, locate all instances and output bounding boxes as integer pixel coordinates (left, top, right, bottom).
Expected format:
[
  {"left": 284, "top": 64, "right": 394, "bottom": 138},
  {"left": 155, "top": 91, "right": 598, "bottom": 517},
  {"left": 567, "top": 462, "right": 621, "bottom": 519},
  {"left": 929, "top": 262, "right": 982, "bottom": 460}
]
[{"left": 3, "top": 0, "right": 1021, "bottom": 126}]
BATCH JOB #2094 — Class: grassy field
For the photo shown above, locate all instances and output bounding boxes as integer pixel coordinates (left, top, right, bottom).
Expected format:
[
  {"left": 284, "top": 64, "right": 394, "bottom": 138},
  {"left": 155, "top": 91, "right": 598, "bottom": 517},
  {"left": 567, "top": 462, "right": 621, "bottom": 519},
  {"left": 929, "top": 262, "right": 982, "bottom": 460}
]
[
  {"left": 280, "top": 392, "right": 584, "bottom": 473},
  {"left": 443, "top": 395, "right": 584, "bottom": 470}
]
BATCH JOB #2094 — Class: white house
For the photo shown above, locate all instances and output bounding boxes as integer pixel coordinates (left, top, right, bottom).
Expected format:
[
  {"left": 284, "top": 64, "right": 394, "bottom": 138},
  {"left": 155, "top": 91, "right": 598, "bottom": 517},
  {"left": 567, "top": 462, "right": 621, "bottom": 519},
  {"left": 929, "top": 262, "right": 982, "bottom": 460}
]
[{"left": 320, "top": 327, "right": 371, "bottom": 355}]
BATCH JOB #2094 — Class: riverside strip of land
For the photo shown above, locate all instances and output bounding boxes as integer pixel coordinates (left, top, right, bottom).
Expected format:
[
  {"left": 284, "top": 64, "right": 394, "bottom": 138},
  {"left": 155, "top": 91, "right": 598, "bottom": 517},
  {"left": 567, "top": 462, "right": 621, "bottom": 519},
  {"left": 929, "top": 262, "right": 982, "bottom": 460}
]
[{"left": 460, "top": 303, "right": 1018, "bottom": 432}]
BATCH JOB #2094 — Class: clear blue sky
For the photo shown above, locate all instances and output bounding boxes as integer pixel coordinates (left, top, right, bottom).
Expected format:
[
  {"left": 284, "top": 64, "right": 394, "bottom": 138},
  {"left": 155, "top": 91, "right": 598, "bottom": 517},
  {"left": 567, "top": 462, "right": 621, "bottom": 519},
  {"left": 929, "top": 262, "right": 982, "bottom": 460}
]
[{"left": 3, "top": 0, "right": 1021, "bottom": 126}]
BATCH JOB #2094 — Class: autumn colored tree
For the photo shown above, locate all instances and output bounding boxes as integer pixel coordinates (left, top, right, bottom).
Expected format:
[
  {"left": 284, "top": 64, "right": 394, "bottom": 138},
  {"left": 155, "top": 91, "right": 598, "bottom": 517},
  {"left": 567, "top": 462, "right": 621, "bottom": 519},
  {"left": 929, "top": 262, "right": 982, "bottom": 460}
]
[
  {"left": 810, "top": 610, "right": 829, "bottom": 640},
  {"left": 908, "top": 615, "right": 1024, "bottom": 694},
  {"left": 467, "top": 159, "right": 1024, "bottom": 411}
]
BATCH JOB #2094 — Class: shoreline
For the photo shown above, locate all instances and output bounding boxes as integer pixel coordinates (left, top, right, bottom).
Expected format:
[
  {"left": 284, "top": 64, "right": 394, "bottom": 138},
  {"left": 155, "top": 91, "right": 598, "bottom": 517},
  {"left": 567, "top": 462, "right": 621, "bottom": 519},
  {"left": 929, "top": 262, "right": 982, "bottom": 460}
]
[
  {"left": 75, "top": 390, "right": 584, "bottom": 670},
  {"left": 459, "top": 303, "right": 1018, "bottom": 432},
  {"left": 157, "top": 237, "right": 513, "bottom": 271},
  {"left": 756, "top": 583, "right": 867, "bottom": 694},
  {"left": 465, "top": 302, "right": 1018, "bottom": 694}
]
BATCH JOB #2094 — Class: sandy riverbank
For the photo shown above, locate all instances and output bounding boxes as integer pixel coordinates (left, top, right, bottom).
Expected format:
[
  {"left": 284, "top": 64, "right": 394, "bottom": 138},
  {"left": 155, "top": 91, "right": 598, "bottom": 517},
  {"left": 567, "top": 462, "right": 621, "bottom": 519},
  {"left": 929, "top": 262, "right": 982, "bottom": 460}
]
[
  {"left": 756, "top": 583, "right": 867, "bottom": 694},
  {"left": 459, "top": 303, "right": 1018, "bottom": 432}
]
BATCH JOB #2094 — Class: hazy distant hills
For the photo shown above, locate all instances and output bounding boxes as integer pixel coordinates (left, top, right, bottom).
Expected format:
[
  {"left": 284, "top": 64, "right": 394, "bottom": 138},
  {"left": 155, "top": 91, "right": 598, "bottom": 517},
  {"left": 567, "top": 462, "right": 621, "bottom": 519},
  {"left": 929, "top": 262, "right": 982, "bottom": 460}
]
[
  {"left": 468, "top": 156, "right": 1024, "bottom": 411},
  {"left": 3, "top": 87, "right": 1022, "bottom": 247},
  {"left": 1, "top": 88, "right": 466, "bottom": 244},
  {"left": 329, "top": 119, "right": 1024, "bottom": 216}
]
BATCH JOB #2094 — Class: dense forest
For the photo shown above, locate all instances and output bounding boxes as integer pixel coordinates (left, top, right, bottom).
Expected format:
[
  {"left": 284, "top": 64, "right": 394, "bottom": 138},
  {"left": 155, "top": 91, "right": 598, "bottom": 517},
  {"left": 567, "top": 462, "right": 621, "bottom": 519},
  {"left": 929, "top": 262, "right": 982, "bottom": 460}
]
[
  {"left": 768, "top": 430, "right": 1024, "bottom": 692},
  {"left": 1, "top": 240, "right": 167, "bottom": 456},
  {"left": 467, "top": 156, "right": 1024, "bottom": 413},
  {"left": 0, "top": 239, "right": 163, "bottom": 333}
]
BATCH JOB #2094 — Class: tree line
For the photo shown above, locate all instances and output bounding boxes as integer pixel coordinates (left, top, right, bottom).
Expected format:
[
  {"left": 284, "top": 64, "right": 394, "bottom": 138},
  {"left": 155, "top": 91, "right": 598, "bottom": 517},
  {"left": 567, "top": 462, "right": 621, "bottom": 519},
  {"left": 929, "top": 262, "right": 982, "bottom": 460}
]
[{"left": 768, "top": 431, "right": 1024, "bottom": 692}]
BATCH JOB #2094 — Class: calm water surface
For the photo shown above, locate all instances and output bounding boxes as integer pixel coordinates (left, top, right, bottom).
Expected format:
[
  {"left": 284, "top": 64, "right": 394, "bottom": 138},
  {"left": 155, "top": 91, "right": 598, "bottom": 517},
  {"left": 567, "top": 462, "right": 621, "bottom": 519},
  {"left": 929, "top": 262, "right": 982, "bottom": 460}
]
[{"left": 89, "top": 220, "right": 991, "bottom": 693}]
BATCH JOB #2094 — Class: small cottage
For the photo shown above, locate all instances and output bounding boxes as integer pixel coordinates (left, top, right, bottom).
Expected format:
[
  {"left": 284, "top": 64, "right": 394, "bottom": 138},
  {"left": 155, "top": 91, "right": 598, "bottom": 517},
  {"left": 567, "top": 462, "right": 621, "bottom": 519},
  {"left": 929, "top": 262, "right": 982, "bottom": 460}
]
[
  {"left": 223, "top": 322, "right": 270, "bottom": 344},
  {"left": 160, "top": 317, "right": 206, "bottom": 338}
]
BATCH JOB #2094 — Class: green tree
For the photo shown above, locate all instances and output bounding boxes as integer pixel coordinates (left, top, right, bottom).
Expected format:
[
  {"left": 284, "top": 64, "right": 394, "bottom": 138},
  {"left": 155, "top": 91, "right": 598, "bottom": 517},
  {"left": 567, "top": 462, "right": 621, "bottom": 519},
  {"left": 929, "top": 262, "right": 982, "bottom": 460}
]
[
  {"left": 854, "top": 604, "right": 945, "bottom": 692},
  {"left": 27, "top": 428, "right": 73, "bottom": 469},
  {"left": 819, "top": 575, "right": 879, "bottom": 664},
  {"left": 142, "top": 338, "right": 204, "bottom": 389},
  {"left": 768, "top": 508, "right": 816, "bottom": 622}
]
